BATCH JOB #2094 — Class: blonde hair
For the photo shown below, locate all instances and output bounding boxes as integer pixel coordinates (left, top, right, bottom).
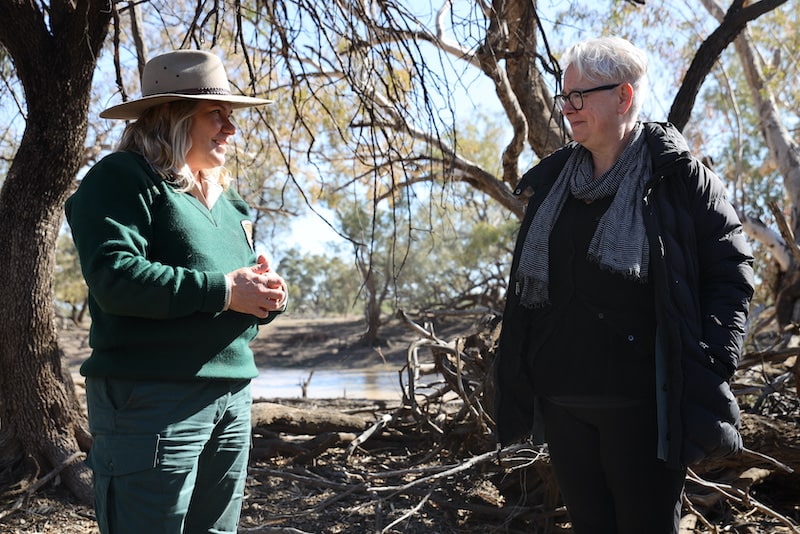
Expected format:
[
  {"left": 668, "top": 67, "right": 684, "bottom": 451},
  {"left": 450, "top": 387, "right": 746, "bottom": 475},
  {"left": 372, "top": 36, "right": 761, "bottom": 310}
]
[
  {"left": 116, "top": 100, "right": 230, "bottom": 191},
  {"left": 561, "top": 36, "right": 649, "bottom": 117}
]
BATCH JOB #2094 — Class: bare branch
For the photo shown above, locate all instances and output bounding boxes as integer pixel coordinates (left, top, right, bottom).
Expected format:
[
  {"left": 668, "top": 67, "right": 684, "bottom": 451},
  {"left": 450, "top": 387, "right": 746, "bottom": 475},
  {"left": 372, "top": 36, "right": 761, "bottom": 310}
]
[
  {"left": 741, "top": 215, "right": 790, "bottom": 271},
  {"left": 670, "top": 0, "right": 788, "bottom": 130}
]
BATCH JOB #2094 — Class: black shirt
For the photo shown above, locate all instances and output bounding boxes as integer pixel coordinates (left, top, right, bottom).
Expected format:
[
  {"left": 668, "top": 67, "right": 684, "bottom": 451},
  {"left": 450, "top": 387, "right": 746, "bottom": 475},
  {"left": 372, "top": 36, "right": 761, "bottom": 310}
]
[{"left": 529, "top": 193, "right": 656, "bottom": 399}]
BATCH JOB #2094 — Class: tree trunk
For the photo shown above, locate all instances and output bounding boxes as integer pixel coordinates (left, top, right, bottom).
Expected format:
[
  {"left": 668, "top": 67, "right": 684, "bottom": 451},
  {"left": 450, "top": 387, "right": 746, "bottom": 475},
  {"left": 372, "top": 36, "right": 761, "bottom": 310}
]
[
  {"left": 0, "top": 0, "right": 111, "bottom": 505},
  {"left": 354, "top": 244, "right": 385, "bottom": 346},
  {"left": 362, "top": 267, "right": 384, "bottom": 346},
  {"left": 0, "top": 96, "right": 95, "bottom": 507},
  {"left": 477, "top": 0, "right": 564, "bottom": 189}
]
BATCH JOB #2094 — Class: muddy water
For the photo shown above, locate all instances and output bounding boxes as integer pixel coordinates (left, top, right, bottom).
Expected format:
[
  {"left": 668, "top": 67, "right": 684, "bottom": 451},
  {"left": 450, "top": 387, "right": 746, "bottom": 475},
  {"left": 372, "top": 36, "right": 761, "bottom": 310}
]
[
  {"left": 251, "top": 367, "right": 404, "bottom": 400},
  {"left": 60, "top": 326, "right": 407, "bottom": 401}
]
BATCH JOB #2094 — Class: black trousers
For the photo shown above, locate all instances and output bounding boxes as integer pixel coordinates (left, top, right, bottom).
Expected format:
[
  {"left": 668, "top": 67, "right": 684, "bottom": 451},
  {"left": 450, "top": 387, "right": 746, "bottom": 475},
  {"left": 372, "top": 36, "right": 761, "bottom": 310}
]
[{"left": 540, "top": 397, "right": 686, "bottom": 534}]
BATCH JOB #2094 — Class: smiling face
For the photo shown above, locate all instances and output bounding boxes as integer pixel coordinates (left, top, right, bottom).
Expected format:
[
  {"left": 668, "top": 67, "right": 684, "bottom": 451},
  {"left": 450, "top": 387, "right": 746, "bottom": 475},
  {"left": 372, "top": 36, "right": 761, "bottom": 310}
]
[{"left": 185, "top": 100, "right": 236, "bottom": 175}]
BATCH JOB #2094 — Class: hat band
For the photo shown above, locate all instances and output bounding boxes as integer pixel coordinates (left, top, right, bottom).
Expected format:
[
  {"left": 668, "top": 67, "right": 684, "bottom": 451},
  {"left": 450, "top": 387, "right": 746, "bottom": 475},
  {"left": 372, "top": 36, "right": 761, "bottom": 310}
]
[{"left": 147, "top": 87, "right": 232, "bottom": 97}]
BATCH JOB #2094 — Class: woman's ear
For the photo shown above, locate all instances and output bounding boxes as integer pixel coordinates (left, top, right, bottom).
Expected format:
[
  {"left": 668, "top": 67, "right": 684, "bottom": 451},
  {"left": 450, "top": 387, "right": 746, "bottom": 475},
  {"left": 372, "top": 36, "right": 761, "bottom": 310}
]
[{"left": 618, "top": 82, "right": 635, "bottom": 115}]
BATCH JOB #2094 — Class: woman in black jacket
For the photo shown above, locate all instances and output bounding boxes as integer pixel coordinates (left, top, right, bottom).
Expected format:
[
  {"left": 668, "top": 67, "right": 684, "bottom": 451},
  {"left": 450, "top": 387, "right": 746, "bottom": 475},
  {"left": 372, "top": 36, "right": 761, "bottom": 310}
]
[{"left": 494, "top": 36, "right": 754, "bottom": 534}]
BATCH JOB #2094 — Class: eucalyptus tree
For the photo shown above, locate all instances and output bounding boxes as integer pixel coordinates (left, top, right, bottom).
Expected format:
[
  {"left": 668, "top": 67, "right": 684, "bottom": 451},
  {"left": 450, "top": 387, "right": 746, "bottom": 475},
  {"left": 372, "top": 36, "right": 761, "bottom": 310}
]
[
  {"left": 249, "top": 0, "right": 785, "bottom": 220},
  {"left": 243, "top": 0, "right": 789, "bottom": 338},
  {"left": 706, "top": 2, "right": 800, "bottom": 329},
  {"left": 0, "top": 0, "right": 111, "bottom": 504}
]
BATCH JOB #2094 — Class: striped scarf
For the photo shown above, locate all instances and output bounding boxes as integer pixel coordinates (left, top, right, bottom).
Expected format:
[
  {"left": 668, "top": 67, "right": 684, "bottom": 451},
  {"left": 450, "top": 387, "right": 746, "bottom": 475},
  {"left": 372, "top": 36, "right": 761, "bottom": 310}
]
[{"left": 516, "top": 122, "right": 652, "bottom": 308}]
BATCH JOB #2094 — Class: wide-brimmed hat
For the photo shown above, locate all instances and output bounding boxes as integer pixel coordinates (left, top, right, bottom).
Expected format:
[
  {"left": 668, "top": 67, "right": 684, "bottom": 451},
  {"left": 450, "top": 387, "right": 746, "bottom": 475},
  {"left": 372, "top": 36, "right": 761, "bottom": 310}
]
[{"left": 100, "top": 49, "right": 272, "bottom": 120}]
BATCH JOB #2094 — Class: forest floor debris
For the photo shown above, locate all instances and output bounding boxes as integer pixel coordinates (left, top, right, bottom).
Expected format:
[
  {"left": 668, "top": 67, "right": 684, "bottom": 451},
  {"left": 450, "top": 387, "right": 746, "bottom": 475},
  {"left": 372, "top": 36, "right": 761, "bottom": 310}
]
[{"left": 1, "top": 314, "right": 798, "bottom": 533}]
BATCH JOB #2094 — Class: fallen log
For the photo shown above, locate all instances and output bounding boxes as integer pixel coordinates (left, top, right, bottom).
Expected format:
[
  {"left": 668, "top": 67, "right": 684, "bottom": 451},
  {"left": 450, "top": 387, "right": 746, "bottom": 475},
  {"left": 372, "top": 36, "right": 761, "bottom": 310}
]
[{"left": 252, "top": 401, "right": 373, "bottom": 434}]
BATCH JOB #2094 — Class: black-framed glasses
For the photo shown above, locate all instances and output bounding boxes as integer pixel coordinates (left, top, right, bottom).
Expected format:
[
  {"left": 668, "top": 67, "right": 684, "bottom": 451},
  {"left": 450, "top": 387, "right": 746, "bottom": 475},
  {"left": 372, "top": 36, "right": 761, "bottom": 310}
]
[{"left": 554, "top": 83, "right": 621, "bottom": 112}]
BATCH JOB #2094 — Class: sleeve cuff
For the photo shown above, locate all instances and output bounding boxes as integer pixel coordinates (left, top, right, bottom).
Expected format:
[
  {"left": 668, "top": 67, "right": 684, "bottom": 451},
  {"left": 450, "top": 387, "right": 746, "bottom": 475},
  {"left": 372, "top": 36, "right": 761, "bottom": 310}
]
[{"left": 223, "top": 274, "right": 233, "bottom": 311}]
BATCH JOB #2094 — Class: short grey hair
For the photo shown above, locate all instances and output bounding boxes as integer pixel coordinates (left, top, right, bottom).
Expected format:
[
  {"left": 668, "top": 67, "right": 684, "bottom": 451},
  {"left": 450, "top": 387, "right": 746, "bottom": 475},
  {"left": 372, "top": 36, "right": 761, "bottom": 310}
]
[{"left": 561, "top": 36, "right": 649, "bottom": 117}]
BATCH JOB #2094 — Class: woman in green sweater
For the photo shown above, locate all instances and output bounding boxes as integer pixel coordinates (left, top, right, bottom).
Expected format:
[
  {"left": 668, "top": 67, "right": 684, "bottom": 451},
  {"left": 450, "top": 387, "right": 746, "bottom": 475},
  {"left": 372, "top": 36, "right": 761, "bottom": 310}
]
[{"left": 66, "top": 49, "right": 286, "bottom": 534}]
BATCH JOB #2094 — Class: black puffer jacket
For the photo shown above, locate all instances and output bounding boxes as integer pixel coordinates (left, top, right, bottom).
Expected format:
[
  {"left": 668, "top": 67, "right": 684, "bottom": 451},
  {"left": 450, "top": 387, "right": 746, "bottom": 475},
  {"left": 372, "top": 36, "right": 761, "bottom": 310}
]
[{"left": 494, "top": 122, "right": 755, "bottom": 468}]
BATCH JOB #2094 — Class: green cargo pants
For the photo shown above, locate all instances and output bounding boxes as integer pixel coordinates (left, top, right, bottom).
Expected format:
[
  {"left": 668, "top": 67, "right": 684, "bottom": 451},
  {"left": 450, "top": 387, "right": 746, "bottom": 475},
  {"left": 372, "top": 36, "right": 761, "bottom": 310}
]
[{"left": 85, "top": 377, "right": 252, "bottom": 534}]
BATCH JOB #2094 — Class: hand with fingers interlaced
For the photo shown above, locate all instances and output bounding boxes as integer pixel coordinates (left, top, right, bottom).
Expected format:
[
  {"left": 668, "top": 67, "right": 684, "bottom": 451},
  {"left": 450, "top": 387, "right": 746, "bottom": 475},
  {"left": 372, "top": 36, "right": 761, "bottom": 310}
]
[{"left": 226, "top": 254, "right": 288, "bottom": 318}]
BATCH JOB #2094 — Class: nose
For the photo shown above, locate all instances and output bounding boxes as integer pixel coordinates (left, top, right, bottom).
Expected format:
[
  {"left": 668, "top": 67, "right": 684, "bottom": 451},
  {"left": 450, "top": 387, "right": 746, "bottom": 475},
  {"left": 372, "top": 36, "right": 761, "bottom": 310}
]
[
  {"left": 223, "top": 115, "right": 237, "bottom": 134},
  {"left": 560, "top": 100, "right": 577, "bottom": 114}
]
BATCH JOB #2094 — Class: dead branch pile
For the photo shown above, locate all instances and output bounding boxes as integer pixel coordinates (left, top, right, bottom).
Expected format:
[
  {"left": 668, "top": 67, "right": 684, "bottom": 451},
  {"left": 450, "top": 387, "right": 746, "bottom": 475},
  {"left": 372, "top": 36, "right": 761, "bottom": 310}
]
[{"left": 248, "top": 310, "right": 800, "bottom": 533}]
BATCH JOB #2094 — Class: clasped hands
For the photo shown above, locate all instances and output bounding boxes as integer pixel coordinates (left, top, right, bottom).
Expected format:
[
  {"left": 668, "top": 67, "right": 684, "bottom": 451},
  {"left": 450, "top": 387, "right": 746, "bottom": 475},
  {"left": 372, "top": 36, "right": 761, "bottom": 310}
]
[{"left": 226, "top": 254, "right": 288, "bottom": 318}]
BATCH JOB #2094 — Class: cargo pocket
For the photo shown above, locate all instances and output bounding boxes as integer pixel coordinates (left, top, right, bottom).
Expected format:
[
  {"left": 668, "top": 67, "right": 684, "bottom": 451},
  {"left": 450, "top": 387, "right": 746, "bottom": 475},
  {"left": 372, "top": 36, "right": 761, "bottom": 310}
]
[{"left": 88, "top": 433, "right": 160, "bottom": 533}]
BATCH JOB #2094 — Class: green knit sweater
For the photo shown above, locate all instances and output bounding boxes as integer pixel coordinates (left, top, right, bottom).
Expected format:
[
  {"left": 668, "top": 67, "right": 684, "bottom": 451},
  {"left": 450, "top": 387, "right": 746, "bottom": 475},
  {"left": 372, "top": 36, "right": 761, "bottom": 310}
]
[{"left": 65, "top": 151, "right": 275, "bottom": 380}]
